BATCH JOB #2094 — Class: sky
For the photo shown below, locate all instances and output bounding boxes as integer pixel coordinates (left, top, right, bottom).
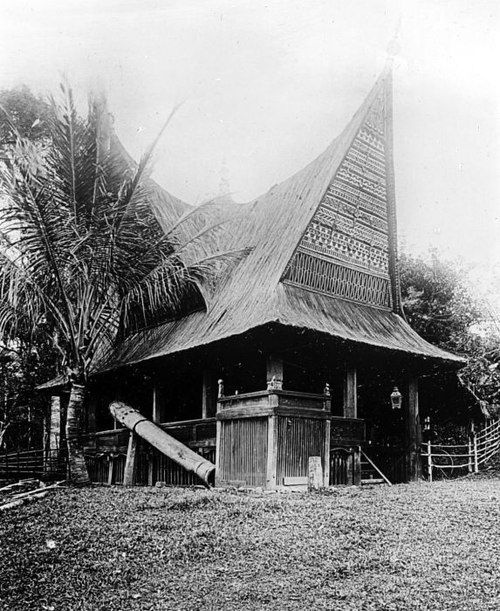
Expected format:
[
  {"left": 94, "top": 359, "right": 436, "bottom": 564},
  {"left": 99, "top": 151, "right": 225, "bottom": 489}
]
[{"left": 0, "top": 0, "right": 499, "bottom": 309}]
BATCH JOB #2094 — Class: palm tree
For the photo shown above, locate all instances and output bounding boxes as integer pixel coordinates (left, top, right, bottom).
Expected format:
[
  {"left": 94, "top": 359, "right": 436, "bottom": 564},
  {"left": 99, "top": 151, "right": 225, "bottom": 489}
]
[{"left": 0, "top": 86, "right": 228, "bottom": 484}]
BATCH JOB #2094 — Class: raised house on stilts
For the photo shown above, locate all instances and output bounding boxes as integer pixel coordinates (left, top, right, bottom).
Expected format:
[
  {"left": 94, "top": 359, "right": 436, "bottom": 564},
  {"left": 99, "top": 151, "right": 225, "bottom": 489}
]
[{"left": 42, "top": 63, "right": 463, "bottom": 488}]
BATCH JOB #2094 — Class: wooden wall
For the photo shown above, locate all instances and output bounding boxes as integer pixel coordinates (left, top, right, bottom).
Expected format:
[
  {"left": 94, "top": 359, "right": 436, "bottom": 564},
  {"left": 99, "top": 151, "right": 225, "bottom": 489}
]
[
  {"left": 276, "top": 416, "right": 327, "bottom": 485},
  {"left": 217, "top": 418, "right": 268, "bottom": 487}
]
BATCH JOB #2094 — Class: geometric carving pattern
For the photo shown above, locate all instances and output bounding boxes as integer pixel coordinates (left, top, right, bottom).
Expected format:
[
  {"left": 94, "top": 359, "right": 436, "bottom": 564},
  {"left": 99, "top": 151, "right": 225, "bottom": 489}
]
[
  {"left": 284, "top": 88, "right": 393, "bottom": 309},
  {"left": 285, "top": 251, "right": 391, "bottom": 308}
]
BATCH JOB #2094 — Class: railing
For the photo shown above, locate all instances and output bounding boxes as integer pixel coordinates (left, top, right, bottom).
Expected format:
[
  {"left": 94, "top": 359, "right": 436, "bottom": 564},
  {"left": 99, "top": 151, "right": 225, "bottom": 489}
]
[
  {"left": 83, "top": 417, "right": 216, "bottom": 486},
  {"left": 330, "top": 446, "right": 360, "bottom": 485},
  {"left": 217, "top": 389, "right": 331, "bottom": 412},
  {"left": 0, "top": 448, "right": 67, "bottom": 480},
  {"left": 421, "top": 418, "right": 500, "bottom": 481}
]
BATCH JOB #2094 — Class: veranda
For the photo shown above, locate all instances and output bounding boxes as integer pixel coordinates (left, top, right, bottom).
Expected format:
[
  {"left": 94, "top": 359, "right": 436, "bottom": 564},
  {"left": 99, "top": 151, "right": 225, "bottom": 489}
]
[{"left": 39, "top": 323, "right": 433, "bottom": 488}]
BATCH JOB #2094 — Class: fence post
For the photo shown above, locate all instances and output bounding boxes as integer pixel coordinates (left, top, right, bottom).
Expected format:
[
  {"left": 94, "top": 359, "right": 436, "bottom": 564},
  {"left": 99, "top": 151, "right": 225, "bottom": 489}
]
[
  {"left": 107, "top": 454, "right": 114, "bottom": 485},
  {"left": 473, "top": 425, "right": 479, "bottom": 473},
  {"left": 427, "top": 439, "right": 432, "bottom": 483},
  {"left": 123, "top": 432, "right": 138, "bottom": 486}
]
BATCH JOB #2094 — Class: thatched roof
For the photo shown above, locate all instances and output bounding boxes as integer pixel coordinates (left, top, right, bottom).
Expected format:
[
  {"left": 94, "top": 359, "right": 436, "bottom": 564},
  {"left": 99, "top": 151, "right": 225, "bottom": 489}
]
[{"left": 100, "top": 64, "right": 463, "bottom": 372}]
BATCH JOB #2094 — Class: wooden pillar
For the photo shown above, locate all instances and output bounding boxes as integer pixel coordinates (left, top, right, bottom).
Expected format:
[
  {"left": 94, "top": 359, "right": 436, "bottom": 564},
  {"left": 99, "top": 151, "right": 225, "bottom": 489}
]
[
  {"left": 48, "top": 396, "right": 61, "bottom": 453},
  {"left": 266, "top": 415, "right": 278, "bottom": 489},
  {"left": 353, "top": 446, "right": 362, "bottom": 486},
  {"left": 123, "top": 431, "right": 138, "bottom": 486},
  {"left": 44, "top": 395, "right": 61, "bottom": 472},
  {"left": 85, "top": 396, "right": 97, "bottom": 452},
  {"left": 152, "top": 386, "right": 159, "bottom": 423},
  {"left": 343, "top": 369, "right": 357, "bottom": 418},
  {"left": 405, "top": 376, "right": 422, "bottom": 482},
  {"left": 214, "top": 419, "right": 222, "bottom": 486},
  {"left": 148, "top": 387, "right": 157, "bottom": 486},
  {"left": 266, "top": 355, "right": 283, "bottom": 390},
  {"left": 152, "top": 385, "right": 168, "bottom": 424},
  {"left": 202, "top": 370, "right": 216, "bottom": 419}
]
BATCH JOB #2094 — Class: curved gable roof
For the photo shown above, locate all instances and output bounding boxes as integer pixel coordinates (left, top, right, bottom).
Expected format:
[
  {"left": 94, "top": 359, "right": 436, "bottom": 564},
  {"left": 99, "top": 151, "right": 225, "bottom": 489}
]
[{"left": 98, "top": 67, "right": 464, "bottom": 372}]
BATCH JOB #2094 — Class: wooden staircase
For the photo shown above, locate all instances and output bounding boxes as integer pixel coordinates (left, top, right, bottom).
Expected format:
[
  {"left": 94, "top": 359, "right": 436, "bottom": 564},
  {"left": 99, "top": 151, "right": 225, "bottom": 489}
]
[{"left": 360, "top": 449, "right": 392, "bottom": 486}]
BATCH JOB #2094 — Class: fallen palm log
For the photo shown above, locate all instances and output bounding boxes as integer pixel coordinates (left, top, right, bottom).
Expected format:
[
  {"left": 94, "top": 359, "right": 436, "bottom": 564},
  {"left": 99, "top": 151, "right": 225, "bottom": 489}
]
[
  {"left": 0, "top": 499, "right": 24, "bottom": 511},
  {"left": 0, "top": 480, "right": 65, "bottom": 511},
  {"left": 11, "top": 481, "right": 65, "bottom": 501},
  {"left": 0, "top": 479, "right": 38, "bottom": 494},
  {"left": 109, "top": 401, "right": 215, "bottom": 488}
]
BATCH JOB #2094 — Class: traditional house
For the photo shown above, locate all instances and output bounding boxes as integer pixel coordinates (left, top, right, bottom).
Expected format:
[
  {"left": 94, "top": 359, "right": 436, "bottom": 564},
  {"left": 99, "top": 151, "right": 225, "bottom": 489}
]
[{"left": 43, "top": 62, "right": 463, "bottom": 488}]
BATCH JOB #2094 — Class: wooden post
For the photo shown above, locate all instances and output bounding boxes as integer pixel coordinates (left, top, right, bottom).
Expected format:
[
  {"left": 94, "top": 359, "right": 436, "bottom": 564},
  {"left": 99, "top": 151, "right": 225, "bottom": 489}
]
[
  {"left": 266, "top": 415, "right": 278, "bottom": 489},
  {"left": 217, "top": 379, "right": 225, "bottom": 399},
  {"left": 266, "top": 356, "right": 283, "bottom": 390},
  {"left": 86, "top": 396, "right": 97, "bottom": 435},
  {"left": 353, "top": 446, "right": 361, "bottom": 486},
  {"left": 148, "top": 453, "right": 154, "bottom": 486},
  {"left": 202, "top": 370, "right": 215, "bottom": 419},
  {"left": 107, "top": 455, "right": 114, "bottom": 486},
  {"left": 148, "top": 386, "right": 156, "bottom": 486},
  {"left": 346, "top": 449, "right": 354, "bottom": 485},
  {"left": 343, "top": 369, "right": 357, "bottom": 418},
  {"left": 405, "top": 376, "right": 422, "bottom": 482},
  {"left": 123, "top": 431, "right": 138, "bottom": 486},
  {"left": 308, "top": 456, "right": 323, "bottom": 491},
  {"left": 427, "top": 439, "right": 433, "bottom": 482},
  {"left": 473, "top": 430, "right": 479, "bottom": 473},
  {"left": 323, "top": 383, "right": 331, "bottom": 411},
  {"left": 49, "top": 396, "right": 61, "bottom": 451},
  {"left": 214, "top": 420, "right": 222, "bottom": 486},
  {"left": 323, "top": 419, "right": 331, "bottom": 487},
  {"left": 46, "top": 396, "right": 61, "bottom": 472},
  {"left": 152, "top": 386, "right": 159, "bottom": 423}
]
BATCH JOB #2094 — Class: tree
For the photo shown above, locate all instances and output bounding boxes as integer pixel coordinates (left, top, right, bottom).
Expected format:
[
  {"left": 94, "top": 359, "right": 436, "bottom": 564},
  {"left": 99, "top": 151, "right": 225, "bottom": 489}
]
[
  {"left": 0, "top": 323, "right": 59, "bottom": 452},
  {"left": 399, "top": 251, "right": 500, "bottom": 422},
  {"left": 399, "top": 252, "right": 482, "bottom": 351},
  {"left": 0, "top": 86, "right": 224, "bottom": 483},
  {"left": 0, "top": 85, "right": 50, "bottom": 144}
]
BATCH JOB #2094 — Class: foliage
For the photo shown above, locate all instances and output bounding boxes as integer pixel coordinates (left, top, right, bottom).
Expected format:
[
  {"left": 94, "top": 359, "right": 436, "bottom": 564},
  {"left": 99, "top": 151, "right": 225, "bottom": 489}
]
[
  {"left": 457, "top": 339, "right": 500, "bottom": 417},
  {"left": 0, "top": 85, "right": 51, "bottom": 144},
  {"left": 1, "top": 484, "right": 500, "bottom": 610},
  {"left": 399, "top": 252, "right": 482, "bottom": 351},
  {"left": 400, "top": 252, "right": 500, "bottom": 418},
  {"left": 0, "top": 84, "right": 233, "bottom": 480},
  {"left": 0, "top": 333, "right": 59, "bottom": 451},
  {"left": 0, "top": 85, "right": 227, "bottom": 383},
  {"left": 0, "top": 87, "right": 56, "bottom": 449}
]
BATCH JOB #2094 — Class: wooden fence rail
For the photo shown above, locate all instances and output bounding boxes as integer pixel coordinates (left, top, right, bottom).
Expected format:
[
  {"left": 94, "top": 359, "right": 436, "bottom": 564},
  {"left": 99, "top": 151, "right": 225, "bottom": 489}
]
[
  {"left": 0, "top": 448, "right": 67, "bottom": 480},
  {"left": 421, "top": 418, "right": 500, "bottom": 481}
]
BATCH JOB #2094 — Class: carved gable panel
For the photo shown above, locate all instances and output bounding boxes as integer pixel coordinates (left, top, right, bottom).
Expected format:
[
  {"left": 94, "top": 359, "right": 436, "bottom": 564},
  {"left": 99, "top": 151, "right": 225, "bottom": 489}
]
[{"left": 284, "top": 88, "right": 392, "bottom": 309}]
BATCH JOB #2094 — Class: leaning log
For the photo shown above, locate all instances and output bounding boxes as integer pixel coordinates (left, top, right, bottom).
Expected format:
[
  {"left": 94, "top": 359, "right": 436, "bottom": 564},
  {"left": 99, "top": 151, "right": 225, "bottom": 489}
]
[{"left": 109, "top": 401, "right": 215, "bottom": 487}]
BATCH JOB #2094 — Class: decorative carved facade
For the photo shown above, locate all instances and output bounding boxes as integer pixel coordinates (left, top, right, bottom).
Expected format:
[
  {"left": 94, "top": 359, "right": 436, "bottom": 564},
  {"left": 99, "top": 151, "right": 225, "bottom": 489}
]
[{"left": 284, "top": 89, "right": 392, "bottom": 309}]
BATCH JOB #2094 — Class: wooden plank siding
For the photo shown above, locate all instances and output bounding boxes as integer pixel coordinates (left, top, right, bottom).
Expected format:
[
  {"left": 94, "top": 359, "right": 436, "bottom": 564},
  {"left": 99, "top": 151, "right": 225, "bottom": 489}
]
[
  {"left": 217, "top": 418, "right": 268, "bottom": 487},
  {"left": 276, "top": 416, "right": 327, "bottom": 486}
]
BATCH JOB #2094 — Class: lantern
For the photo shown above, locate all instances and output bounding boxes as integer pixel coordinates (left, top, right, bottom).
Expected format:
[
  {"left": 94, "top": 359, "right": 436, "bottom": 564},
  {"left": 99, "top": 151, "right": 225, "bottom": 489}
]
[{"left": 390, "top": 386, "right": 402, "bottom": 409}]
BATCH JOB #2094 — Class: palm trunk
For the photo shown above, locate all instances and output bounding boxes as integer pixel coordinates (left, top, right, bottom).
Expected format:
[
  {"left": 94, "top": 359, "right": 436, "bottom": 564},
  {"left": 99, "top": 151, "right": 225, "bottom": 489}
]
[{"left": 65, "top": 383, "right": 90, "bottom": 485}]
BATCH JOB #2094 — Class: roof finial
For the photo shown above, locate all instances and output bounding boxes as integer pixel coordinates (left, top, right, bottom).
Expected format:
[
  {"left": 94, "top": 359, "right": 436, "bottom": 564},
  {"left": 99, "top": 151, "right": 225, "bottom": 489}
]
[{"left": 386, "top": 17, "right": 402, "bottom": 62}]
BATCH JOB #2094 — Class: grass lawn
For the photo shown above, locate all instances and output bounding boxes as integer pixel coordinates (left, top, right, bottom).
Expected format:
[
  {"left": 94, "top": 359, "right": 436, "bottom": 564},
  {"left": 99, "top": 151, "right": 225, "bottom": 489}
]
[{"left": 1, "top": 478, "right": 500, "bottom": 611}]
